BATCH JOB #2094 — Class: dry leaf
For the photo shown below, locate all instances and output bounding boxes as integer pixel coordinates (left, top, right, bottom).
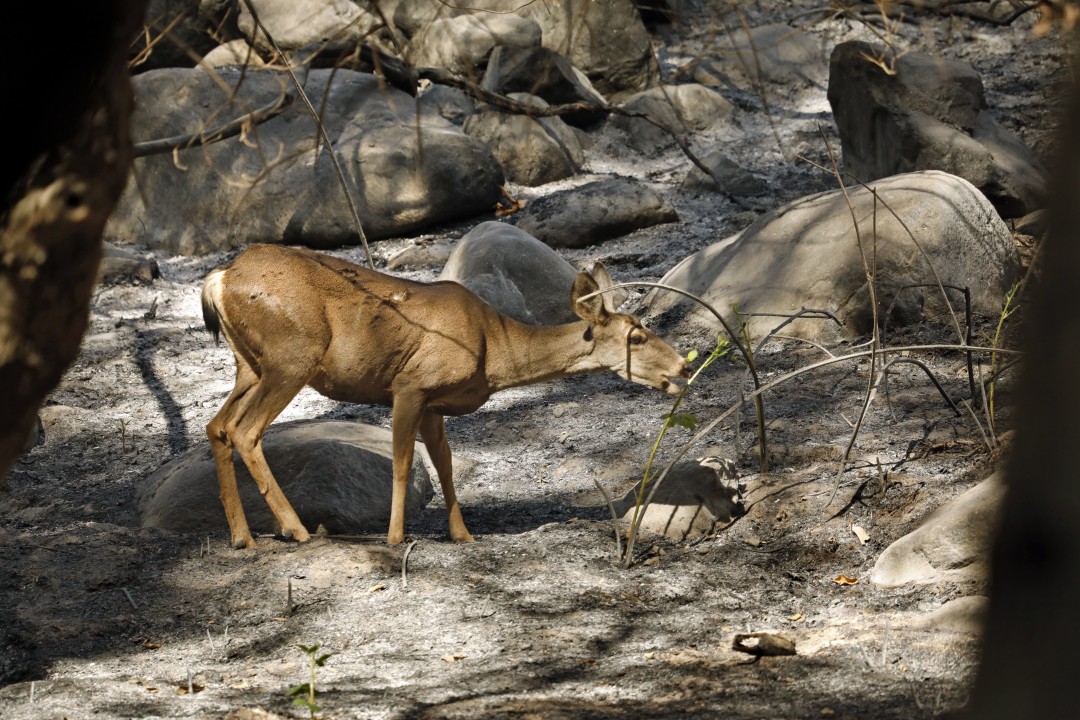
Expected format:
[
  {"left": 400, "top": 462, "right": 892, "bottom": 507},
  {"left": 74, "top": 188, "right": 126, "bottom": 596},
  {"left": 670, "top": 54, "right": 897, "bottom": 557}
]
[
  {"left": 788, "top": 613, "right": 804, "bottom": 622},
  {"left": 146, "top": 687, "right": 159, "bottom": 693},
  {"left": 833, "top": 575, "right": 859, "bottom": 586},
  {"left": 851, "top": 525, "right": 870, "bottom": 545},
  {"left": 441, "top": 654, "right": 466, "bottom": 663},
  {"left": 176, "top": 683, "right": 205, "bottom": 695},
  {"left": 494, "top": 186, "right": 525, "bottom": 216},
  {"left": 368, "top": 583, "right": 386, "bottom": 593},
  {"left": 143, "top": 643, "right": 161, "bottom": 649}
]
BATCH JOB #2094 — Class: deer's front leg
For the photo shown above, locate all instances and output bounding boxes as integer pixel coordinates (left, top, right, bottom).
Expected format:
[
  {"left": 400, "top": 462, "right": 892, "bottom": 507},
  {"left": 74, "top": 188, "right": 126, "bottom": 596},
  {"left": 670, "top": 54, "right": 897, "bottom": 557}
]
[
  {"left": 419, "top": 412, "right": 474, "bottom": 543},
  {"left": 389, "top": 395, "right": 424, "bottom": 545}
]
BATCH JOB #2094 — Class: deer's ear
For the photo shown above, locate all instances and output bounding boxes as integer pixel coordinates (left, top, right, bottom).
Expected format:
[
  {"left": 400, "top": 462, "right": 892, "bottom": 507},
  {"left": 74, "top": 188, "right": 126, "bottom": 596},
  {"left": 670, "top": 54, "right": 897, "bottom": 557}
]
[
  {"left": 589, "top": 262, "right": 627, "bottom": 311},
  {"left": 572, "top": 271, "right": 609, "bottom": 325}
]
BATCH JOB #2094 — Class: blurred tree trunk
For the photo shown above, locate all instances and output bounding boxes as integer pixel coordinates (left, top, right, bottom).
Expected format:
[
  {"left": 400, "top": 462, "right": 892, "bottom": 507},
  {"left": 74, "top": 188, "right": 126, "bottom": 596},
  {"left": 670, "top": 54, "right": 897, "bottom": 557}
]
[
  {"left": 0, "top": 1, "right": 147, "bottom": 482},
  {"left": 969, "top": 30, "right": 1080, "bottom": 720}
]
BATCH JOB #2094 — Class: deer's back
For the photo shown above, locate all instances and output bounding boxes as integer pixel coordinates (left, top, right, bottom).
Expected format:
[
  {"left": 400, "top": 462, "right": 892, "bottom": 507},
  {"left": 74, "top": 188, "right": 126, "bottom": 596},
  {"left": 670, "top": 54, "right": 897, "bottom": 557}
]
[{"left": 213, "top": 244, "right": 504, "bottom": 407}]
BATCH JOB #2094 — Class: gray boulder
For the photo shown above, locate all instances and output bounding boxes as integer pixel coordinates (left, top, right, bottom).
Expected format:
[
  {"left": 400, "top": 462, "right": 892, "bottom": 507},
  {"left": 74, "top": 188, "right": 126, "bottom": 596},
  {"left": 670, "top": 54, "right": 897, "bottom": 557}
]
[
  {"left": 513, "top": 177, "right": 679, "bottom": 248},
  {"left": 132, "top": 0, "right": 221, "bottom": 71},
  {"left": 410, "top": 13, "right": 541, "bottom": 78},
  {"left": 828, "top": 41, "right": 1047, "bottom": 218},
  {"left": 394, "top": 0, "right": 659, "bottom": 96},
  {"left": 682, "top": 147, "right": 767, "bottom": 197},
  {"left": 688, "top": 23, "right": 823, "bottom": 88},
  {"left": 482, "top": 45, "right": 609, "bottom": 128},
  {"left": 648, "top": 171, "right": 1018, "bottom": 343},
  {"left": 609, "top": 83, "right": 734, "bottom": 154},
  {"left": 612, "top": 457, "right": 742, "bottom": 542},
  {"left": 98, "top": 243, "right": 160, "bottom": 285},
  {"left": 417, "top": 85, "right": 476, "bottom": 127},
  {"left": 465, "top": 93, "right": 584, "bottom": 186},
  {"left": 237, "top": 0, "right": 381, "bottom": 54},
  {"left": 870, "top": 472, "right": 1005, "bottom": 587},
  {"left": 439, "top": 221, "right": 580, "bottom": 325},
  {"left": 107, "top": 67, "right": 504, "bottom": 254},
  {"left": 139, "top": 421, "right": 435, "bottom": 535}
]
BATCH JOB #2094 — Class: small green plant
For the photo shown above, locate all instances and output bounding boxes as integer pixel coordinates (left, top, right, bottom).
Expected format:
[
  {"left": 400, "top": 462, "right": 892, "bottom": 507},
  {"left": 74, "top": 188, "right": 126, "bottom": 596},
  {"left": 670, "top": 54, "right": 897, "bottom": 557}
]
[
  {"left": 288, "top": 643, "right": 335, "bottom": 719},
  {"left": 624, "top": 335, "right": 730, "bottom": 567}
]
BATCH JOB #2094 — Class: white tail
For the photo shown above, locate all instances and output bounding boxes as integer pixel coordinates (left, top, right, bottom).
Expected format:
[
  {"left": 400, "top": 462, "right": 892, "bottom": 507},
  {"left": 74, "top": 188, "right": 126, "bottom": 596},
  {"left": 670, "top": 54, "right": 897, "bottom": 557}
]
[{"left": 202, "top": 244, "right": 690, "bottom": 548}]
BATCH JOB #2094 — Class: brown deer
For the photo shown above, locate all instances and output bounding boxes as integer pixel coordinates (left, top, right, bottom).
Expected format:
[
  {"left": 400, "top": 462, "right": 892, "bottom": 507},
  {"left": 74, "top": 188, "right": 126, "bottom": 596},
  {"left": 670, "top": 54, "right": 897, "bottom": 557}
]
[{"left": 201, "top": 243, "right": 690, "bottom": 548}]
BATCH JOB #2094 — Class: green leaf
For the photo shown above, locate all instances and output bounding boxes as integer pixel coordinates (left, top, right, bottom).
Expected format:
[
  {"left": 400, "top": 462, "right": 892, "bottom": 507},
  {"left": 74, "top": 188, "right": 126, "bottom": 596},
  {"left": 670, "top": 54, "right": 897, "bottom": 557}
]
[
  {"left": 315, "top": 653, "right": 335, "bottom": 666},
  {"left": 293, "top": 697, "right": 320, "bottom": 712},
  {"left": 685, "top": 349, "right": 699, "bottom": 363},
  {"left": 661, "top": 412, "right": 698, "bottom": 430},
  {"left": 289, "top": 683, "right": 312, "bottom": 697},
  {"left": 298, "top": 643, "right": 320, "bottom": 654}
]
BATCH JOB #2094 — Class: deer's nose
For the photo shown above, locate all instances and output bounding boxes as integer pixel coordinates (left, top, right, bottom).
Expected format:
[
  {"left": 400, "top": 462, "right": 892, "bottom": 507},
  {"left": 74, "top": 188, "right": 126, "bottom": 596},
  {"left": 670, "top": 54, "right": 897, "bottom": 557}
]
[{"left": 679, "top": 362, "right": 692, "bottom": 378}]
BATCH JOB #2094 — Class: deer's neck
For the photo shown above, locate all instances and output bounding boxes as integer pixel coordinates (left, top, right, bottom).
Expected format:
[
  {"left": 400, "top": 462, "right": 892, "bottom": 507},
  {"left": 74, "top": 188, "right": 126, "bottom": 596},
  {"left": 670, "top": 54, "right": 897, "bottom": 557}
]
[{"left": 485, "top": 317, "right": 601, "bottom": 393}]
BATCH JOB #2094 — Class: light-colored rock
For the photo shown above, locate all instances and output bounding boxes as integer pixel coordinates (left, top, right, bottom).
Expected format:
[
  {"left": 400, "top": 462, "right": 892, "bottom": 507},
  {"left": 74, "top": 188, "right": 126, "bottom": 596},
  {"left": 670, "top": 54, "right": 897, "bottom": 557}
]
[
  {"left": 98, "top": 243, "right": 160, "bottom": 285},
  {"left": 394, "top": 0, "right": 659, "bottom": 96},
  {"left": 828, "top": 41, "right": 1047, "bottom": 218},
  {"left": 199, "top": 40, "right": 266, "bottom": 69},
  {"left": 690, "top": 23, "right": 823, "bottom": 88},
  {"left": 909, "top": 596, "right": 989, "bottom": 634},
  {"left": 870, "top": 472, "right": 1006, "bottom": 586},
  {"left": 610, "top": 83, "right": 735, "bottom": 154},
  {"left": 682, "top": 148, "right": 767, "bottom": 197},
  {"left": 107, "top": 67, "right": 504, "bottom": 254},
  {"left": 439, "top": 221, "right": 580, "bottom": 325},
  {"left": 648, "top": 171, "right": 1018, "bottom": 343},
  {"left": 237, "top": 0, "right": 380, "bottom": 53},
  {"left": 465, "top": 93, "right": 584, "bottom": 186},
  {"left": 513, "top": 177, "right": 679, "bottom": 248},
  {"left": 612, "top": 457, "right": 741, "bottom": 542},
  {"left": 410, "top": 13, "right": 541, "bottom": 77},
  {"left": 139, "top": 421, "right": 435, "bottom": 535}
]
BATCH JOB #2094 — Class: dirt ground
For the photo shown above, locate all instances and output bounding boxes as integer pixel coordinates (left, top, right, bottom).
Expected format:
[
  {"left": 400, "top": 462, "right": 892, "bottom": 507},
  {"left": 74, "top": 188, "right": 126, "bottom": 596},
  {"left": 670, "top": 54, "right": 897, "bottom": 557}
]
[{"left": 0, "top": 4, "right": 1062, "bottom": 719}]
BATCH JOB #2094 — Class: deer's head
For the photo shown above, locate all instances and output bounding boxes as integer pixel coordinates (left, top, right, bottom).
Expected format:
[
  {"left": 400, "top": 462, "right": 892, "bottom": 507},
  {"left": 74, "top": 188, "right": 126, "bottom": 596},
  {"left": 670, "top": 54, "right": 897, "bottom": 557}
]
[{"left": 572, "top": 264, "right": 691, "bottom": 395}]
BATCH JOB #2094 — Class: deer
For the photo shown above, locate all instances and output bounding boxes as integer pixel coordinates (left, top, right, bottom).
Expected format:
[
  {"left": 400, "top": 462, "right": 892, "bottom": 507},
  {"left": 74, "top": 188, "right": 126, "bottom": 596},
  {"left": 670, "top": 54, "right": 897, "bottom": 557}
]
[{"left": 201, "top": 243, "right": 691, "bottom": 549}]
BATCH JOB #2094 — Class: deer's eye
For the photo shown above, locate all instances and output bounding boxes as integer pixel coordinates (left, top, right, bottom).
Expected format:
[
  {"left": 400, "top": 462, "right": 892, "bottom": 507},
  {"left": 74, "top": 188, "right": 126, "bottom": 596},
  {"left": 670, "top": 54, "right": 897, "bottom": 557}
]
[{"left": 629, "top": 331, "right": 647, "bottom": 346}]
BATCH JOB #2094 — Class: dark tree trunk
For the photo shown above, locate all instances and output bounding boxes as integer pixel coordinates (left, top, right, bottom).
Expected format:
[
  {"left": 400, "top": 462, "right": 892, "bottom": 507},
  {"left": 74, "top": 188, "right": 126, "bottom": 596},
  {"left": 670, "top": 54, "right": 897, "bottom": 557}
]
[
  {"left": 969, "top": 34, "right": 1080, "bottom": 719},
  {"left": 0, "top": 2, "right": 147, "bottom": 482}
]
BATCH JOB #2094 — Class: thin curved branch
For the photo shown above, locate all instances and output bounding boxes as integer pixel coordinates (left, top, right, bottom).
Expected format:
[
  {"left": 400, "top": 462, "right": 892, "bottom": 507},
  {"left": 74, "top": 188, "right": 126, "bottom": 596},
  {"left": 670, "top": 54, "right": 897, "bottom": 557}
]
[{"left": 133, "top": 89, "right": 295, "bottom": 157}]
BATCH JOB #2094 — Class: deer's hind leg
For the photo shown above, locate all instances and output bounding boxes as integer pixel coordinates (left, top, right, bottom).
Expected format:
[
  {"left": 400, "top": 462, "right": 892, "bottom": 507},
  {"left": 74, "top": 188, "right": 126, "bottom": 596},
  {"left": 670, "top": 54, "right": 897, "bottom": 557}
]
[{"left": 207, "top": 354, "right": 312, "bottom": 548}]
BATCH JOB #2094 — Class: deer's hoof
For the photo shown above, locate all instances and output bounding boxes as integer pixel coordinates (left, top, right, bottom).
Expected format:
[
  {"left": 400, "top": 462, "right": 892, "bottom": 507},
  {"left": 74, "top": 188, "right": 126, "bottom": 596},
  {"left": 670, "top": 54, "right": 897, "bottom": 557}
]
[
  {"left": 233, "top": 534, "right": 256, "bottom": 550},
  {"left": 452, "top": 532, "right": 476, "bottom": 544},
  {"left": 280, "top": 526, "right": 311, "bottom": 543}
]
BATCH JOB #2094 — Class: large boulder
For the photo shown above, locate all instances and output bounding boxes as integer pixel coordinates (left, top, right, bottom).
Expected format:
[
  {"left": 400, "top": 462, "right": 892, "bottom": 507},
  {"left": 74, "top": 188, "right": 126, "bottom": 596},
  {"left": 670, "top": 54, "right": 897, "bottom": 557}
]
[
  {"left": 237, "top": 0, "right": 381, "bottom": 54},
  {"left": 409, "top": 13, "right": 541, "bottom": 78},
  {"left": 871, "top": 472, "right": 1006, "bottom": 587},
  {"left": 107, "top": 67, "right": 504, "bottom": 254},
  {"left": 131, "top": 0, "right": 222, "bottom": 72},
  {"left": 439, "top": 221, "right": 580, "bottom": 325},
  {"left": 481, "top": 45, "right": 609, "bottom": 128},
  {"left": 687, "top": 23, "right": 823, "bottom": 89},
  {"left": 512, "top": 177, "right": 679, "bottom": 248},
  {"left": 647, "top": 171, "right": 1019, "bottom": 343},
  {"left": 828, "top": 41, "right": 1048, "bottom": 218},
  {"left": 465, "top": 93, "right": 584, "bottom": 186},
  {"left": 395, "top": 0, "right": 659, "bottom": 96},
  {"left": 609, "top": 83, "right": 735, "bottom": 154},
  {"left": 139, "top": 421, "right": 435, "bottom": 535}
]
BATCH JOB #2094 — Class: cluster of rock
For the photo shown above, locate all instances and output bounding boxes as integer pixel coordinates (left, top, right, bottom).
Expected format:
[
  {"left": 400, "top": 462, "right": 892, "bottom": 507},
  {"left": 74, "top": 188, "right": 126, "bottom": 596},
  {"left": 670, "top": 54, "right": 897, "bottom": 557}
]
[{"left": 128, "top": 1, "right": 1041, "bottom": 544}]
